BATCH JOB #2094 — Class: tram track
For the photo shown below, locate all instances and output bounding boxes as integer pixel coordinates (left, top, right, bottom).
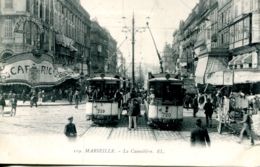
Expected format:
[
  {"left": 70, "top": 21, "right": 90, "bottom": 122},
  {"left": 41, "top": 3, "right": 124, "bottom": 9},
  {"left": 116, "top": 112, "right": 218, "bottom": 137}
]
[
  {"left": 79, "top": 113, "right": 189, "bottom": 142},
  {"left": 78, "top": 123, "right": 95, "bottom": 137},
  {"left": 151, "top": 128, "right": 158, "bottom": 141}
]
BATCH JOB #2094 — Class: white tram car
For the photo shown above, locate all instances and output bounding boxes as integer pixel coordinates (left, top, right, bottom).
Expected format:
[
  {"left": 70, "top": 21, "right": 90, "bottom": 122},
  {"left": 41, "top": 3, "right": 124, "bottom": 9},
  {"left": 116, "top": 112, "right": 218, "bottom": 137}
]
[
  {"left": 85, "top": 74, "right": 123, "bottom": 124},
  {"left": 144, "top": 73, "right": 184, "bottom": 128}
]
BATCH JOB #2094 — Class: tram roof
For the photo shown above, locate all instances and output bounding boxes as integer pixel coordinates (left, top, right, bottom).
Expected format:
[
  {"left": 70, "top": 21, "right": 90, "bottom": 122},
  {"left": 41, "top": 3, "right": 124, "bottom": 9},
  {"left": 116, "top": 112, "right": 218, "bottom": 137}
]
[
  {"left": 87, "top": 76, "right": 121, "bottom": 81},
  {"left": 148, "top": 77, "right": 182, "bottom": 83}
]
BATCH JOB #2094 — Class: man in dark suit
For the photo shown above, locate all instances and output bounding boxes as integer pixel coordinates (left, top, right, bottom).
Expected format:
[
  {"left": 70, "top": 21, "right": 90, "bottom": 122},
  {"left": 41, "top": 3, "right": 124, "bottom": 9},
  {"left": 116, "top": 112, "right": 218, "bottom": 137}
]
[
  {"left": 190, "top": 119, "right": 211, "bottom": 147},
  {"left": 64, "top": 116, "right": 77, "bottom": 137}
]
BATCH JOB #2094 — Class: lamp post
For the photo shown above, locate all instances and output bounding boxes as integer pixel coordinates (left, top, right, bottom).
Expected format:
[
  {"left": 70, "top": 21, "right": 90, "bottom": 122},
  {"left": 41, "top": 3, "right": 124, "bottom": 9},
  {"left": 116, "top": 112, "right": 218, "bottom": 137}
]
[{"left": 122, "top": 14, "right": 146, "bottom": 89}]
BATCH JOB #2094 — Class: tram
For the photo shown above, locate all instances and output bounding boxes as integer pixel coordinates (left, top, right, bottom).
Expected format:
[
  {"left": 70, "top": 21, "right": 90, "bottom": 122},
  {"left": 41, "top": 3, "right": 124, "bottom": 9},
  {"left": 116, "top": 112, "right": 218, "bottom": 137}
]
[
  {"left": 144, "top": 73, "right": 184, "bottom": 128},
  {"left": 85, "top": 74, "right": 123, "bottom": 124}
]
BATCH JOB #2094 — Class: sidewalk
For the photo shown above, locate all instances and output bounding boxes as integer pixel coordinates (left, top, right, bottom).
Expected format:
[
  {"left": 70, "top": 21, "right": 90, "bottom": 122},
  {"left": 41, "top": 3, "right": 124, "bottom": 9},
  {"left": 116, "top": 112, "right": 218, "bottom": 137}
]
[{"left": 10, "top": 100, "right": 87, "bottom": 107}]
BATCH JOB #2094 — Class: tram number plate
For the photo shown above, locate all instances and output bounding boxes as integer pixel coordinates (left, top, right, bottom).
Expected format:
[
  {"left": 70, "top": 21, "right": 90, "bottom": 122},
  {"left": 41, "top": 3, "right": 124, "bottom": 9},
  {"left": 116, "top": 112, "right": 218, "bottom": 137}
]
[
  {"left": 161, "top": 113, "right": 171, "bottom": 118},
  {"left": 97, "top": 108, "right": 105, "bottom": 114}
]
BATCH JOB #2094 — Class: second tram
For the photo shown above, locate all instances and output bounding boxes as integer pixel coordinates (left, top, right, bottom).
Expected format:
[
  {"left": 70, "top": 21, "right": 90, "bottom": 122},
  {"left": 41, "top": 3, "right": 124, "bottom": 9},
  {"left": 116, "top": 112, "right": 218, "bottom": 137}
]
[{"left": 144, "top": 73, "right": 184, "bottom": 128}]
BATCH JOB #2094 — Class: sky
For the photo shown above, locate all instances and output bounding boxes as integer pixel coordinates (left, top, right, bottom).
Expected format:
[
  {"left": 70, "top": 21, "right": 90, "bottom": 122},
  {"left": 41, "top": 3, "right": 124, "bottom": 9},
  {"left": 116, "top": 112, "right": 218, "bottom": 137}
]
[{"left": 81, "top": 0, "right": 199, "bottom": 73}]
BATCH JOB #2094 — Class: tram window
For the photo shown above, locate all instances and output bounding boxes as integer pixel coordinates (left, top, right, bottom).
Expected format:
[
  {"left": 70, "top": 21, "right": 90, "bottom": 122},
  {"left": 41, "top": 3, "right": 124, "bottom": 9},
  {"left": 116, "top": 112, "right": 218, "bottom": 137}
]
[
  {"left": 149, "top": 82, "right": 183, "bottom": 105},
  {"left": 89, "top": 80, "right": 120, "bottom": 101}
]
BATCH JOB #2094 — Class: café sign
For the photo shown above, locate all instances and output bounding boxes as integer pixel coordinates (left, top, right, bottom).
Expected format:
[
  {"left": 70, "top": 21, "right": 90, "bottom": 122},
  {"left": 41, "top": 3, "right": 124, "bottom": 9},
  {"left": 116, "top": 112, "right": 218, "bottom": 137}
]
[{"left": 0, "top": 59, "right": 78, "bottom": 86}]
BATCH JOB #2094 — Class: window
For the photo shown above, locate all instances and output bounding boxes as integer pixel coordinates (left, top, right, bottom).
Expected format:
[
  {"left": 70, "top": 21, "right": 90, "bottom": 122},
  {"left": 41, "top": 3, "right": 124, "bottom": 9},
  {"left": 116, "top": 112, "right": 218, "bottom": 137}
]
[
  {"left": 5, "top": 0, "right": 13, "bottom": 9},
  {"left": 24, "top": 21, "right": 40, "bottom": 48},
  {"left": 243, "top": 17, "right": 250, "bottom": 39},
  {"left": 229, "top": 16, "right": 250, "bottom": 49},
  {"left": 4, "top": 19, "right": 13, "bottom": 38}
]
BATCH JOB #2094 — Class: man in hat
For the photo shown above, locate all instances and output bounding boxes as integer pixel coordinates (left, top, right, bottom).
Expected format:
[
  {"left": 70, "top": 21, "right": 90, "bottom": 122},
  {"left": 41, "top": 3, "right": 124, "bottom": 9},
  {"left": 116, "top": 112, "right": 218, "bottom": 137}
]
[
  {"left": 190, "top": 119, "right": 211, "bottom": 147},
  {"left": 64, "top": 116, "right": 77, "bottom": 137}
]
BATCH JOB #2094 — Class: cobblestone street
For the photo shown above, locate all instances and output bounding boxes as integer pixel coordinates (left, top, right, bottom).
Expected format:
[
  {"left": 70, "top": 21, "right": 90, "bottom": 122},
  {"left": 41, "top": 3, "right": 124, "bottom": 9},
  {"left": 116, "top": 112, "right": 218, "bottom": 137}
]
[{"left": 0, "top": 104, "right": 259, "bottom": 165}]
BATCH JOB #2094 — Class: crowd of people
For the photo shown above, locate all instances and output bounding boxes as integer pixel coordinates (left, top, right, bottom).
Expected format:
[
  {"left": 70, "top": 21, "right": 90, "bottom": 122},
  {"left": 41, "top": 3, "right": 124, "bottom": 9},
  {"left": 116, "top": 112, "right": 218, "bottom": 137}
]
[
  {"left": 0, "top": 87, "right": 87, "bottom": 116},
  {"left": 187, "top": 89, "right": 260, "bottom": 146},
  {"left": 1, "top": 86, "right": 258, "bottom": 147}
]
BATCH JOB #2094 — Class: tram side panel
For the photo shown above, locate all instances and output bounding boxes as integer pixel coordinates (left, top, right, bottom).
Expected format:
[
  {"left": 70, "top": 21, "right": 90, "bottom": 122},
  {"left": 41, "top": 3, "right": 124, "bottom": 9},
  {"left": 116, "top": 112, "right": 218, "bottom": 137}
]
[
  {"left": 86, "top": 101, "right": 120, "bottom": 124},
  {"left": 147, "top": 104, "right": 183, "bottom": 121}
]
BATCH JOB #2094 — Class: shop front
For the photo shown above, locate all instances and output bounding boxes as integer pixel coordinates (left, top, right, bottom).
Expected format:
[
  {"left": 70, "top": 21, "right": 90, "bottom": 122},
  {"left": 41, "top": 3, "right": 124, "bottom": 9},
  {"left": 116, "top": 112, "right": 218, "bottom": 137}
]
[{"left": 0, "top": 53, "right": 80, "bottom": 90}]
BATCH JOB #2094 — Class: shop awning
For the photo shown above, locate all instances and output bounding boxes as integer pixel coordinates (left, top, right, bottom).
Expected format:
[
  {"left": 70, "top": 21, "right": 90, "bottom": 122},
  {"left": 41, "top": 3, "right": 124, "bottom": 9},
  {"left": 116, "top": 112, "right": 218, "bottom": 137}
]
[
  {"left": 205, "top": 57, "right": 228, "bottom": 85},
  {"left": 242, "top": 53, "right": 252, "bottom": 64},
  {"left": 234, "top": 69, "right": 260, "bottom": 84},
  {"left": 229, "top": 54, "right": 253, "bottom": 65},
  {"left": 229, "top": 55, "right": 243, "bottom": 65},
  {"left": 0, "top": 58, "right": 80, "bottom": 88},
  {"left": 56, "top": 34, "right": 77, "bottom": 52},
  {"left": 195, "top": 56, "right": 208, "bottom": 84},
  {"left": 195, "top": 56, "right": 228, "bottom": 85},
  {"left": 205, "top": 56, "right": 228, "bottom": 74}
]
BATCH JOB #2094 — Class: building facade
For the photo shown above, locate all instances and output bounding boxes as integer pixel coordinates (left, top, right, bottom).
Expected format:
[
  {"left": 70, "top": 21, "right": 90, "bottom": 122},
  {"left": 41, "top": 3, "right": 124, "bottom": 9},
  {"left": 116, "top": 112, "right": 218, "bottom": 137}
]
[
  {"left": 162, "top": 43, "right": 176, "bottom": 73},
  {"left": 174, "top": 0, "right": 260, "bottom": 94},
  {"left": 106, "top": 31, "right": 117, "bottom": 74},
  {"left": 0, "top": 0, "right": 91, "bottom": 89},
  {"left": 90, "top": 20, "right": 118, "bottom": 75}
]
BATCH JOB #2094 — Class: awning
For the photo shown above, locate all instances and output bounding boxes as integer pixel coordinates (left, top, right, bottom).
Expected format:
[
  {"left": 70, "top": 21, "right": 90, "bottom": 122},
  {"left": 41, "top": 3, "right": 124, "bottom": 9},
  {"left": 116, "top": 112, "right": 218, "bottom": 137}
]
[
  {"left": 204, "top": 57, "right": 228, "bottom": 85},
  {"left": 229, "top": 55, "right": 241, "bottom": 65},
  {"left": 234, "top": 70, "right": 260, "bottom": 84},
  {"left": 56, "top": 34, "right": 77, "bottom": 52},
  {"left": 195, "top": 56, "right": 208, "bottom": 84},
  {"left": 205, "top": 56, "right": 228, "bottom": 74},
  {"left": 195, "top": 56, "right": 228, "bottom": 85},
  {"left": 229, "top": 54, "right": 252, "bottom": 65},
  {"left": 0, "top": 55, "right": 80, "bottom": 88},
  {"left": 242, "top": 53, "right": 252, "bottom": 64}
]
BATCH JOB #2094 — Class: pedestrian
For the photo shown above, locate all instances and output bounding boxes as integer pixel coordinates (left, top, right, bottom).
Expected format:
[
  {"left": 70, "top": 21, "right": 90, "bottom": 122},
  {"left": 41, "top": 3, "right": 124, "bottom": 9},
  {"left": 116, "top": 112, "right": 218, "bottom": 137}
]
[
  {"left": 114, "top": 89, "right": 123, "bottom": 108},
  {"left": 38, "top": 90, "right": 43, "bottom": 105},
  {"left": 74, "top": 90, "right": 80, "bottom": 109},
  {"left": 190, "top": 119, "right": 211, "bottom": 147},
  {"left": 0, "top": 94, "right": 6, "bottom": 115},
  {"left": 41, "top": 90, "right": 45, "bottom": 102},
  {"left": 51, "top": 89, "right": 56, "bottom": 102},
  {"left": 127, "top": 92, "right": 140, "bottom": 130},
  {"left": 192, "top": 95, "right": 199, "bottom": 117},
  {"left": 30, "top": 92, "right": 38, "bottom": 108},
  {"left": 59, "top": 89, "right": 62, "bottom": 100},
  {"left": 238, "top": 109, "right": 255, "bottom": 145},
  {"left": 21, "top": 90, "right": 26, "bottom": 103},
  {"left": 148, "top": 88, "right": 155, "bottom": 104},
  {"left": 204, "top": 98, "right": 214, "bottom": 127},
  {"left": 10, "top": 94, "right": 17, "bottom": 116},
  {"left": 68, "top": 89, "right": 73, "bottom": 104},
  {"left": 64, "top": 116, "right": 77, "bottom": 137},
  {"left": 8, "top": 91, "right": 13, "bottom": 100}
]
